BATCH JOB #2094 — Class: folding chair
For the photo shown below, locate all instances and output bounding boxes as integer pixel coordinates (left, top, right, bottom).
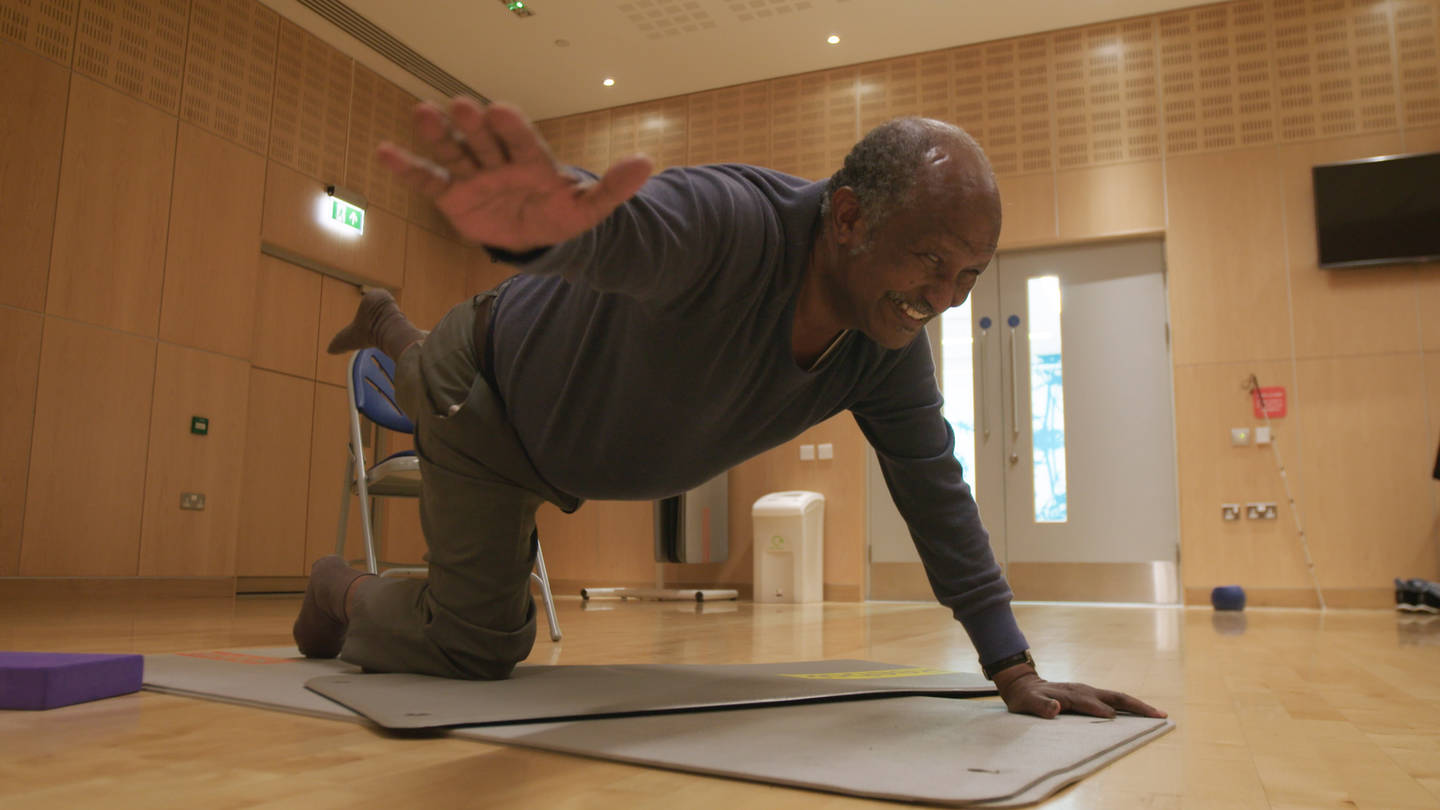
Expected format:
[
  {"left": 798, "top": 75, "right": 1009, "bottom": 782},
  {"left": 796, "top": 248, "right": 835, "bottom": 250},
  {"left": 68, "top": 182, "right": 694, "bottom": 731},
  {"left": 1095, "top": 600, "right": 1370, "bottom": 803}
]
[{"left": 336, "top": 348, "right": 561, "bottom": 641}]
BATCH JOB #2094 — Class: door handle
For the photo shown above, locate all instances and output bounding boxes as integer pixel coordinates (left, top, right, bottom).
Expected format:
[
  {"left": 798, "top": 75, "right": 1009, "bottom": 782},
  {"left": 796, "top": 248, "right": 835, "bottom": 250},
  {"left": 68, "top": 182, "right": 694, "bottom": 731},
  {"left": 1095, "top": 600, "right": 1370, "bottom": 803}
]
[
  {"left": 1007, "top": 315, "right": 1021, "bottom": 465},
  {"left": 977, "top": 317, "right": 991, "bottom": 440}
]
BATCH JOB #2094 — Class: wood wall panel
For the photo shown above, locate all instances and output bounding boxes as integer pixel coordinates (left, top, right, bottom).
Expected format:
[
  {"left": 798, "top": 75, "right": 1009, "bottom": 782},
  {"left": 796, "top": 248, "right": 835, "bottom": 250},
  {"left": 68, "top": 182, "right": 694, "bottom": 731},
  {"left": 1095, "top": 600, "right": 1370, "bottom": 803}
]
[
  {"left": 72, "top": 0, "right": 187, "bottom": 114},
  {"left": 951, "top": 45, "right": 985, "bottom": 144},
  {"left": 251, "top": 254, "right": 321, "bottom": 378},
  {"left": 378, "top": 492, "right": 425, "bottom": 567},
  {"left": 1173, "top": 360, "right": 1304, "bottom": 590},
  {"left": 1159, "top": 1, "right": 1278, "bottom": 155},
  {"left": 858, "top": 56, "right": 920, "bottom": 133},
  {"left": 400, "top": 223, "right": 481, "bottom": 330},
  {"left": 269, "top": 19, "right": 351, "bottom": 184},
  {"left": 1420, "top": 264, "right": 1440, "bottom": 351},
  {"left": 610, "top": 98, "right": 688, "bottom": 172},
  {"left": 306, "top": 381, "right": 370, "bottom": 569},
  {"left": 1164, "top": 146, "right": 1291, "bottom": 364},
  {"left": 180, "top": 0, "right": 276, "bottom": 154},
  {"left": 1055, "top": 160, "right": 1165, "bottom": 239},
  {"left": 47, "top": 76, "right": 176, "bottom": 336},
  {"left": 315, "top": 276, "right": 361, "bottom": 387},
  {"left": 260, "top": 159, "right": 406, "bottom": 289},
  {"left": 1395, "top": 0, "right": 1440, "bottom": 129},
  {"left": 1294, "top": 353, "right": 1435, "bottom": 587},
  {"left": 0, "top": 41, "right": 68, "bottom": 312},
  {"left": 346, "top": 65, "right": 415, "bottom": 216},
  {"left": 994, "top": 171, "right": 1058, "bottom": 247},
  {"left": 768, "top": 73, "right": 823, "bottom": 178},
  {"left": 0, "top": 308, "right": 44, "bottom": 575},
  {"left": 137, "top": 342, "right": 250, "bottom": 576},
  {"left": 1052, "top": 19, "right": 1161, "bottom": 169},
  {"left": 546, "top": 110, "right": 610, "bottom": 171},
  {"left": 21, "top": 318, "right": 155, "bottom": 576},
  {"left": 982, "top": 36, "right": 1054, "bottom": 176},
  {"left": 1280, "top": 132, "right": 1423, "bottom": 359},
  {"left": 1272, "top": 0, "right": 1399, "bottom": 141},
  {"left": 687, "top": 81, "right": 769, "bottom": 166},
  {"left": 236, "top": 368, "right": 313, "bottom": 576},
  {"left": 158, "top": 123, "right": 265, "bottom": 358},
  {"left": 0, "top": 0, "right": 77, "bottom": 63}
]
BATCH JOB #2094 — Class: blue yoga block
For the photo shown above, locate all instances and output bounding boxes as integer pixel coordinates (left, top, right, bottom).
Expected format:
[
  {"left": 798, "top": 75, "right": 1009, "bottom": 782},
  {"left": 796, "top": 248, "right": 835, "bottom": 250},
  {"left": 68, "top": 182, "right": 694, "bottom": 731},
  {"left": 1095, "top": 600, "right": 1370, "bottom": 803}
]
[
  {"left": 0, "top": 652, "right": 144, "bottom": 710},
  {"left": 1211, "top": 585, "right": 1246, "bottom": 611}
]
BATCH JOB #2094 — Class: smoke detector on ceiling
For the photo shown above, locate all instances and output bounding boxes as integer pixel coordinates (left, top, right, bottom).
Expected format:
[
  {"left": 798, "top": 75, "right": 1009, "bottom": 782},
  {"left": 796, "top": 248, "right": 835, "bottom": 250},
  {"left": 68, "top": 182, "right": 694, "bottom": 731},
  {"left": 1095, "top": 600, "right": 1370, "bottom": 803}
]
[{"left": 500, "top": 0, "right": 535, "bottom": 17}]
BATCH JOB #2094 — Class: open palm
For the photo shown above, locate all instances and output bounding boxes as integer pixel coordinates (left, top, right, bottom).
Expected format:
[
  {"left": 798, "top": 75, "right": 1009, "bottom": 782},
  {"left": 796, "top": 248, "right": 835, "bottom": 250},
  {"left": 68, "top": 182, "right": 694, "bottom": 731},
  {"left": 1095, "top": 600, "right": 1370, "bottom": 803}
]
[{"left": 378, "top": 98, "right": 653, "bottom": 252}]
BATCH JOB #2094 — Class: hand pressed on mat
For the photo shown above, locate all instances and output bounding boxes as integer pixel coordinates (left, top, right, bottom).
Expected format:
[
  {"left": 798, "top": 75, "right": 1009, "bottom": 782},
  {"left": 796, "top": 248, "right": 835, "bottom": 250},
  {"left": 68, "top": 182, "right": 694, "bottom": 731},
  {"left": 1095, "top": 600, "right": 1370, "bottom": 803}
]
[{"left": 994, "top": 664, "right": 1167, "bottom": 720}]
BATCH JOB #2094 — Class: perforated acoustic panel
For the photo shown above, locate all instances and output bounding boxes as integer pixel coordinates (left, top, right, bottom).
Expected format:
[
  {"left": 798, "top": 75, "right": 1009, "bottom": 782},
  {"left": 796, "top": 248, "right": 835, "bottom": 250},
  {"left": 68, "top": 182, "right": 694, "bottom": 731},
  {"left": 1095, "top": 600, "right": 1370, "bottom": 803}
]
[
  {"left": 686, "top": 81, "right": 769, "bottom": 167},
  {"left": 270, "top": 18, "right": 351, "bottom": 184},
  {"left": 611, "top": 97, "right": 688, "bottom": 171},
  {"left": 1053, "top": 20, "right": 1161, "bottom": 169},
  {"left": 74, "top": 0, "right": 189, "bottom": 114},
  {"left": 1159, "top": 1, "right": 1277, "bottom": 155},
  {"left": 769, "top": 72, "right": 825, "bottom": 179},
  {"left": 1273, "top": 0, "right": 1398, "bottom": 141},
  {"left": 550, "top": 110, "right": 611, "bottom": 171},
  {"left": 346, "top": 64, "right": 415, "bottom": 215},
  {"left": 0, "top": 0, "right": 78, "bottom": 63},
  {"left": 181, "top": 0, "right": 276, "bottom": 154},
  {"left": 1395, "top": 0, "right": 1440, "bottom": 128},
  {"left": 979, "top": 36, "right": 1055, "bottom": 176}
]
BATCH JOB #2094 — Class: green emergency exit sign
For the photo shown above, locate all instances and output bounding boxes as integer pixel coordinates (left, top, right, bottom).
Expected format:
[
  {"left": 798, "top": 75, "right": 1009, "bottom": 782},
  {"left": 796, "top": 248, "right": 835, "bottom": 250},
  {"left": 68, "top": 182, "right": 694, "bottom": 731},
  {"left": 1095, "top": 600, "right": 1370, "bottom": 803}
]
[{"left": 328, "top": 198, "right": 365, "bottom": 234}]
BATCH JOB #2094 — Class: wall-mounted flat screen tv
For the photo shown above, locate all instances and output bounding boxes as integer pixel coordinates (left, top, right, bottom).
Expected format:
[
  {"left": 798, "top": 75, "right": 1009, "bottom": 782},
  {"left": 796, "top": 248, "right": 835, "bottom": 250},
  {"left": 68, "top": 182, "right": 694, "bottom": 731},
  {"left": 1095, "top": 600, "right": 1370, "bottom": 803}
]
[{"left": 1312, "top": 152, "right": 1440, "bottom": 269}]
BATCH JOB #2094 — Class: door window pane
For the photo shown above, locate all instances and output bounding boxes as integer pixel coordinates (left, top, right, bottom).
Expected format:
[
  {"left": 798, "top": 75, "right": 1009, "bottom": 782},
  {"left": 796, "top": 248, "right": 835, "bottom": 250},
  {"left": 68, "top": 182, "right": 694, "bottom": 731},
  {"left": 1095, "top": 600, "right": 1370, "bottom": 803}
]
[
  {"left": 1027, "top": 276, "right": 1067, "bottom": 522},
  {"left": 940, "top": 299, "right": 977, "bottom": 498}
]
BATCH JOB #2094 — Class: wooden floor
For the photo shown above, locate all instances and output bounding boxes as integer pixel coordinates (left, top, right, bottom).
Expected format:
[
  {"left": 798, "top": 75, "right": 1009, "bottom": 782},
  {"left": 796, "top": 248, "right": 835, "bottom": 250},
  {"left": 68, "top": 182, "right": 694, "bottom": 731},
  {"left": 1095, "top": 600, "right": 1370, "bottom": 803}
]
[{"left": 1, "top": 589, "right": 1438, "bottom": 809}]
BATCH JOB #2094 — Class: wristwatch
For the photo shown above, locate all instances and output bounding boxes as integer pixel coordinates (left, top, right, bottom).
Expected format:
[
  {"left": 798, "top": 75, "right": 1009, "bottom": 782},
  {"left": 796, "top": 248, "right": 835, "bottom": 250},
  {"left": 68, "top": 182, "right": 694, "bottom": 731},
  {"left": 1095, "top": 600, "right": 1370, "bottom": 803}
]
[{"left": 982, "top": 649, "right": 1035, "bottom": 680}]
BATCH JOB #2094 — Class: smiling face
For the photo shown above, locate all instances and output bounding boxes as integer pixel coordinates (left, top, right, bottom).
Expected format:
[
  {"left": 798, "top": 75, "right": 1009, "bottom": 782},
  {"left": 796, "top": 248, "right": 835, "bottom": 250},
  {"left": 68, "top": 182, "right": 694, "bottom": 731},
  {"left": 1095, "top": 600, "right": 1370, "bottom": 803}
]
[{"left": 823, "top": 157, "right": 1001, "bottom": 350}]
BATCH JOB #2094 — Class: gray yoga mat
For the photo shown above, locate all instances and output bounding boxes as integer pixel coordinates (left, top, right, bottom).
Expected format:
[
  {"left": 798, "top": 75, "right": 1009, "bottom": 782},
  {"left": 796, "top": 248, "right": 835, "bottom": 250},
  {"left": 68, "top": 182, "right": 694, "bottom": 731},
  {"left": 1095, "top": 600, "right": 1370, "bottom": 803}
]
[
  {"left": 142, "top": 648, "right": 1172, "bottom": 807},
  {"left": 457, "top": 697, "right": 1172, "bottom": 808},
  {"left": 307, "top": 658, "right": 996, "bottom": 729}
]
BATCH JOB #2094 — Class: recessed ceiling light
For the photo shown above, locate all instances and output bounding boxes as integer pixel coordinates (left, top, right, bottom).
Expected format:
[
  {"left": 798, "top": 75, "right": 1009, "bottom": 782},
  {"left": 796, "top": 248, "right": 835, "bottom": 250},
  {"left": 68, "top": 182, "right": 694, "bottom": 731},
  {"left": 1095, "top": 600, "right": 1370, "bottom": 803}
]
[
  {"left": 826, "top": 34, "right": 840, "bottom": 45},
  {"left": 602, "top": 77, "right": 615, "bottom": 87}
]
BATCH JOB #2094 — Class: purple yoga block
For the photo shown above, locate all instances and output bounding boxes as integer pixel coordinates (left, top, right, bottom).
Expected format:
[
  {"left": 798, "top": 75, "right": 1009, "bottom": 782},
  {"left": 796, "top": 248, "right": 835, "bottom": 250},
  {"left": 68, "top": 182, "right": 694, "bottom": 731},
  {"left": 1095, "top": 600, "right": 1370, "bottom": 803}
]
[{"left": 0, "top": 652, "right": 144, "bottom": 710}]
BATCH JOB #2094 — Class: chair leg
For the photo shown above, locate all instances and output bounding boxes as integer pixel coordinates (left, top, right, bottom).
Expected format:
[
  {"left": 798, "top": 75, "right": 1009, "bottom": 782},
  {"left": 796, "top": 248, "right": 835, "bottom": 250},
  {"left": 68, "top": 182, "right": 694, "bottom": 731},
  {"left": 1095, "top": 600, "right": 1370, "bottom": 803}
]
[
  {"left": 533, "top": 541, "right": 562, "bottom": 642},
  {"left": 355, "top": 471, "right": 379, "bottom": 575}
]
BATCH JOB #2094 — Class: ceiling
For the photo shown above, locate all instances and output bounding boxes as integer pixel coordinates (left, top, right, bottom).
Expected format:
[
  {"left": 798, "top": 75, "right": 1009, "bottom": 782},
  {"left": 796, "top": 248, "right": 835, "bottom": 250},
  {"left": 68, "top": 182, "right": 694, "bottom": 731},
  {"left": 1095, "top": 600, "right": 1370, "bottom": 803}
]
[{"left": 262, "top": 0, "right": 1205, "bottom": 121}]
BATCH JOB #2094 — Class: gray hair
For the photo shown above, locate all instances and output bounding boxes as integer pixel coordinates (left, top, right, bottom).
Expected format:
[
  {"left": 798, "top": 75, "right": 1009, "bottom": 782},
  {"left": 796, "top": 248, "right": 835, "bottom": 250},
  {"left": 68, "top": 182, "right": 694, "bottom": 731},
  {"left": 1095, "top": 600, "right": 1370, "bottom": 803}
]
[{"left": 821, "top": 117, "right": 987, "bottom": 244}]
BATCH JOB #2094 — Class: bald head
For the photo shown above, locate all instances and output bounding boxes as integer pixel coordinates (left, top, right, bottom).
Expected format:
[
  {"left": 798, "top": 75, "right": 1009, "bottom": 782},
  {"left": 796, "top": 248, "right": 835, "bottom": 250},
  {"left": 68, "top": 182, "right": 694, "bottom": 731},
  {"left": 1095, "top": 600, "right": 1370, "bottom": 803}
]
[{"left": 823, "top": 117, "right": 1001, "bottom": 247}]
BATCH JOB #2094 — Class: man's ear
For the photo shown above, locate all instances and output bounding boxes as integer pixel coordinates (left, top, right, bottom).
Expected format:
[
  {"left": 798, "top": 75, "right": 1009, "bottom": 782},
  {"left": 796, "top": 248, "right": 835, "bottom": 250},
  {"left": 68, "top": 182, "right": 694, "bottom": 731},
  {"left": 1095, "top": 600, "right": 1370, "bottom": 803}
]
[{"left": 830, "top": 187, "right": 864, "bottom": 246}]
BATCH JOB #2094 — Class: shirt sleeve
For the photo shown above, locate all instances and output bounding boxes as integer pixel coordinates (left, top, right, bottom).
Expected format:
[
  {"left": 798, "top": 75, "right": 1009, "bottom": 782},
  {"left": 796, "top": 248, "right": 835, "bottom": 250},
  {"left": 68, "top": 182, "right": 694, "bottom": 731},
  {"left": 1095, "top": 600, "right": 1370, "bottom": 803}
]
[
  {"left": 483, "top": 165, "right": 776, "bottom": 308},
  {"left": 849, "top": 331, "right": 1029, "bottom": 668}
]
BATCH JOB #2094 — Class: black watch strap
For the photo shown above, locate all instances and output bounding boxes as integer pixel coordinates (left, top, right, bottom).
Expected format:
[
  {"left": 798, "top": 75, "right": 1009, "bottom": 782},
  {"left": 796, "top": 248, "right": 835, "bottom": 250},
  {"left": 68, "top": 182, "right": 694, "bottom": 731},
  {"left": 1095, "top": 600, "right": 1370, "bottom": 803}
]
[{"left": 982, "top": 649, "right": 1035, "bottom": 680}]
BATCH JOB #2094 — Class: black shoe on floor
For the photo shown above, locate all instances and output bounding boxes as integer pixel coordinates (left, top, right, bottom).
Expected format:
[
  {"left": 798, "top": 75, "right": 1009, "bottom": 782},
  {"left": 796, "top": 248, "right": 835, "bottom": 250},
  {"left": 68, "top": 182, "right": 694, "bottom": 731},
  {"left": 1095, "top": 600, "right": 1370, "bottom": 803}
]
[
  {"left": 1395, "top": 578, "right": 1427, "bottom": 611},
  {"left": 1421, "top": 581, "right": 1440, "bottom": 614}
]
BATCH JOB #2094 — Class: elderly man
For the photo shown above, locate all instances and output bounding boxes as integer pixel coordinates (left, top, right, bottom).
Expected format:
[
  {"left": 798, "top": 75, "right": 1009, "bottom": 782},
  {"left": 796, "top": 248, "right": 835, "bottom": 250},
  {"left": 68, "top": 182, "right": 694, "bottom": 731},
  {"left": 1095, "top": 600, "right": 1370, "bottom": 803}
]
[{"left": 295, "top": 98, "right": 1165, "bottom": 722}]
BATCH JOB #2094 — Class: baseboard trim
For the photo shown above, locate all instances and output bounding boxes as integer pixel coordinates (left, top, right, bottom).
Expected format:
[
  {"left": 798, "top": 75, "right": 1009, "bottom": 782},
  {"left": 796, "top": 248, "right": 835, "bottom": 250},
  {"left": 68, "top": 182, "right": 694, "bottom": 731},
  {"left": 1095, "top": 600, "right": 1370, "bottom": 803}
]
[
  {"left": 0, "top": 577, "right": 235, "bottom": 599},
  {"left": 1183, "top": 587, "right": 1393, "bottom": 609},
  {"left": 236, "top": 577, "right": 309, "bottom": 594}
]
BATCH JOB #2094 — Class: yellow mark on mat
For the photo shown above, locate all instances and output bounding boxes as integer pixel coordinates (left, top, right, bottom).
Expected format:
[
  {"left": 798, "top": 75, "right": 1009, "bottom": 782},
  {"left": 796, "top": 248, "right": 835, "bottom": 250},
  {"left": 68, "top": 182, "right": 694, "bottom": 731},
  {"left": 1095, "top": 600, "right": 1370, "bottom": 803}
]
[{"left": 781, "top": 668, "right": 956, "bottom": 680}]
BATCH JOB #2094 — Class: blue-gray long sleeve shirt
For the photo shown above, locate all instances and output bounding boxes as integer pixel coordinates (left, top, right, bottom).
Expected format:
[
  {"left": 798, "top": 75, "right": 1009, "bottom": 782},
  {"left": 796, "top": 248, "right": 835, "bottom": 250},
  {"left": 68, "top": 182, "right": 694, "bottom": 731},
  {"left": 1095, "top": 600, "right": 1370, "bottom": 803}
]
[{"left": 488, "top": 163, "right": 1027, "bottom": 667}]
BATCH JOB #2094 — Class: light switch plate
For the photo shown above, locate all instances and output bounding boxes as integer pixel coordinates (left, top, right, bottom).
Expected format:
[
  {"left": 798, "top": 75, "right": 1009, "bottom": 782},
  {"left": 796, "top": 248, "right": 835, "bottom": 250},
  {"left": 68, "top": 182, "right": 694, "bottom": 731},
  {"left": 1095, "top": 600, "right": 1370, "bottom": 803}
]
[
  {"left": 1230, "top": 427, "right": 1251, "bottom": 446},
  {"left": 799, "top": 444, "right": 815, "bottom": 461},
  {"left": 817, "top": 443, "right": 834, "bottom": 460},
  {"left": 1255, "top": 426, "right": 1272, "bottom": 445}
]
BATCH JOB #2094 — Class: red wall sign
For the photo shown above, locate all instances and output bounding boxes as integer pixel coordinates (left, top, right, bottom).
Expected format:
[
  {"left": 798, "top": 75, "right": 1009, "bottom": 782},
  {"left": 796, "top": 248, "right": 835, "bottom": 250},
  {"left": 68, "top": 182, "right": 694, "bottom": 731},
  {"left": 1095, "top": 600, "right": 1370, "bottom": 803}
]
[{"left": 1252, "top": 386, "right": 1287, "bottom": 418}]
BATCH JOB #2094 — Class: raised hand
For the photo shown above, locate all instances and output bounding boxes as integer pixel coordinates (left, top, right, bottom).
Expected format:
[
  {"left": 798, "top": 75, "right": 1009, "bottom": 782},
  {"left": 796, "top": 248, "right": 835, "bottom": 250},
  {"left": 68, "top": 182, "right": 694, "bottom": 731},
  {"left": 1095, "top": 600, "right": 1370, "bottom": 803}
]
[
  {"left": 995, "top": 667, "right": 1167, "bottom": 720},
  {"left": 378, "top": 97, "right": 654, "bottom": 252}
]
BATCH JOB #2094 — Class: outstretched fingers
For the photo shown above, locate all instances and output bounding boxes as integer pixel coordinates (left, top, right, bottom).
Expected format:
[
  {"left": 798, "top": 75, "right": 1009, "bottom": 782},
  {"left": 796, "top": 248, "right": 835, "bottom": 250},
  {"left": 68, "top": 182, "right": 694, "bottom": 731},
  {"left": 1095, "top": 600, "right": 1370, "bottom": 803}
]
[
  {"left": 449, "top": 97, "right": 510, "bottom": 169},
  {"left": 1103, "top": 690, "right": 1167, "bottom": 719},
  {"left": 574, "top": 154, "right": 655, "bottom": 221}
]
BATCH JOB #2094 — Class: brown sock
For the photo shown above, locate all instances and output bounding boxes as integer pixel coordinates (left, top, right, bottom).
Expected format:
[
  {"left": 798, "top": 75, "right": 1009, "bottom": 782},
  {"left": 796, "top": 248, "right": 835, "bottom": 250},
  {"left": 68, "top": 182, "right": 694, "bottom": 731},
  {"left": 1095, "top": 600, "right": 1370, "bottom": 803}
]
[
  {"left": 326, "top": 289, "right": 427, "bottom": 361},
  {"left": 292, "top": 555, "right": 374, "bottom": 659}
]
